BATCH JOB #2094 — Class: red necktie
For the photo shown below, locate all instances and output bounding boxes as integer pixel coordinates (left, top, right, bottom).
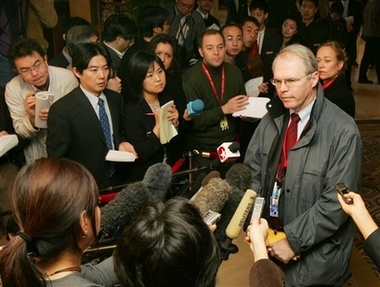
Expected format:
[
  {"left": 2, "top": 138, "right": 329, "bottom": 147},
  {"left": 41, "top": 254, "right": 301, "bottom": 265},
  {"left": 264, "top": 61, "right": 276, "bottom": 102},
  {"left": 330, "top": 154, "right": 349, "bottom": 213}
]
[
  {"left": 272, "top": 113, "right": 301, "bottom": 230},
  {"left": 285, "top": 113, "right": 300, "bottom": 158}
]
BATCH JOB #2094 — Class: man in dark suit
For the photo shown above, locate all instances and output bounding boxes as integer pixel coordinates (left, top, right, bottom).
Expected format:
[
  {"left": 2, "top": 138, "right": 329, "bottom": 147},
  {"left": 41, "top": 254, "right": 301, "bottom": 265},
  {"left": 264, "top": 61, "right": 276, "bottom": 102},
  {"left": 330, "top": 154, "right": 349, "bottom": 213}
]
[
  {"left": 47, "top": 43, "right": 137, "bottom": 190},
  {"left": 342, "top": 0, "right": 364, "bottom": 87},
  {"left": 49, "top": 17, "right": 91, "bottom": 69},
  {"left": 102, "top": 14, "right": 137, "bottom": 73},
  {"left": 296, "top": 0, "right": 329, "bottom": 55},
  {"left": 225, "top": 0, "right": 249, "bottom": 24},
  {"left": 196, "top": 0, "right": 221, "bottom": 30}
]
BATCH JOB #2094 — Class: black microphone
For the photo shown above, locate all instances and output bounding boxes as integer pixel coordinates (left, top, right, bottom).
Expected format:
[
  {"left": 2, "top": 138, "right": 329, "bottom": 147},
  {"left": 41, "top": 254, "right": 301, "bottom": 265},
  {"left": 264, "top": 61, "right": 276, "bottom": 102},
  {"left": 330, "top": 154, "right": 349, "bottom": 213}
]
[
  {"left": 101, "top": 163, "right": 172, "bottom": 237},
  {"left": 209, "top": 141, "right": 241, "bottom": 170},
  {"left": 214, "top": 163, "right": 253, "bottom": 260}
]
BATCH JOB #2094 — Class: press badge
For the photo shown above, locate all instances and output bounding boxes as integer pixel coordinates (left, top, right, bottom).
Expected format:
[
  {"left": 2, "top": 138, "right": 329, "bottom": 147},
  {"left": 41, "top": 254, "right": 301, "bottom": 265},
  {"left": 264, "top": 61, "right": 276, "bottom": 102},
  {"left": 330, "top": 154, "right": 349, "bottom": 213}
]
[
  {"left": 220, "top": 116, "right": 229, "bottom": 131},
  {"left": 269, "top": 182, "right": 281, "bottom": 217}
]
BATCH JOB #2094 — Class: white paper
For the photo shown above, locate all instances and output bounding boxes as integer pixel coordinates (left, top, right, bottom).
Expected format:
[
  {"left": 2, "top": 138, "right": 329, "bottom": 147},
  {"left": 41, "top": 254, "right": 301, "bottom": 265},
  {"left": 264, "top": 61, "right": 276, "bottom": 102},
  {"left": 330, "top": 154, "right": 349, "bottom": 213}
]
[
  {"left": 35, "top": 91, "right": 55, "bottom": 128},
  {"left": 105, "top": 150, "right": 136, "bottom": 162},
  {"left": 0, "top": 134, "right": 19, "bottom": 157},
  {"left": 159, "top": 100, "right": 178, "bottom": 144},
  {"left": 245, "top": 76, "right": 263, "bottom": 97},
  {"left": 232, "top": 97, "right": 270, "bottom": 119}
]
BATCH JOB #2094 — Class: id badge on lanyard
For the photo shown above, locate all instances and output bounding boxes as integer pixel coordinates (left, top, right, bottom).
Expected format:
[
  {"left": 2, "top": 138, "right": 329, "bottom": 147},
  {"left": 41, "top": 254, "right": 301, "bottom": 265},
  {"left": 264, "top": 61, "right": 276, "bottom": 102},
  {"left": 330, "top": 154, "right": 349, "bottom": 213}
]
[{"left": 270, "top": 181, "right": 281, "bottom": 217}]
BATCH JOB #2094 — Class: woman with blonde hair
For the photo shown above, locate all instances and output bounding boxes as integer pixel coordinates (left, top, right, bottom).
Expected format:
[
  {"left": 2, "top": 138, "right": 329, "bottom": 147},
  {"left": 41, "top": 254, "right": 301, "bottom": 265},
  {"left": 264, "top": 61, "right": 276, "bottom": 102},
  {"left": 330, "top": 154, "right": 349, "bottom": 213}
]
[{"left": 316, "top": 40, "right": 355, "bottom": 117}]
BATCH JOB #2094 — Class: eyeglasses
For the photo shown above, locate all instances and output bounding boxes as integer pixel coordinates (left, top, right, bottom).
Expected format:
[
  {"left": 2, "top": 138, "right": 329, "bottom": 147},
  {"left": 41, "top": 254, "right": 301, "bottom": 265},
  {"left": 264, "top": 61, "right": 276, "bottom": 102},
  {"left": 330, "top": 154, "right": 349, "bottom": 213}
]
[
  {"left": 19, "top": 60, "right": 44, "bottom": 75},
  {"left": 270, "top": 73, "right": 313, "bottom": 87}
]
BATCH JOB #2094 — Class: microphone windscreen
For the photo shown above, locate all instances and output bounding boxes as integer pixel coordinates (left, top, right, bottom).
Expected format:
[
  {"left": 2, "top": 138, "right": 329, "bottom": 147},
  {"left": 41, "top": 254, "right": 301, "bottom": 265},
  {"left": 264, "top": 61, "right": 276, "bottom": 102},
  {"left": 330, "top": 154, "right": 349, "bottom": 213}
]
[
  {"left": 187, "top": 99, "right": 205, "bottom": 115},
  {"left": 201, "top": 170, "right": 220, "bottom": 186},
  {"left": 225, "top": 163, "right": 253, "bottom": 192},
  {"left": 101, "top": 163, "right": 171, "bottom": 235},
  {"left": 192, "top": 177, "right": 232, "bottom": 216},
  {"left": 190, "top": 170, "right": 221, "bottom": 201},
  {"left": 101, "top": 181, "right": 148, "bottom": 235},
  {"left": 143, "top": 163, "right": 172, "bottom": 201},
  {"left": 192, "top": 99, "right": 205, "bottom": 112}
]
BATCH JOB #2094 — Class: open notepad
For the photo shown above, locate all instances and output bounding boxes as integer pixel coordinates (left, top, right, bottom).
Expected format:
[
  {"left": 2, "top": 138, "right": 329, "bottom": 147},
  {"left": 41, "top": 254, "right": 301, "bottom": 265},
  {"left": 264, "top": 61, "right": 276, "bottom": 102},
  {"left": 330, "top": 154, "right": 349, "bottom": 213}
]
[
  {"left": 0, "top": 134, "right": 19, "bottom": 157},
  {"left": 232, "top": 97, "right": 270, "bottom": 119},
  {"left": 159, "top": 100, "right": 178, "bottom": 144}
]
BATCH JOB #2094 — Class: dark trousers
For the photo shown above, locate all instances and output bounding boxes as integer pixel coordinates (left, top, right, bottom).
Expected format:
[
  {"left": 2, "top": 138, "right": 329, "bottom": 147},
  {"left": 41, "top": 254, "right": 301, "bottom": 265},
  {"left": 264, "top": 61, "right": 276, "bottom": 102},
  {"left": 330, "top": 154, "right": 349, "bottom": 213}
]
[{"left": 359, "top": 37, "right": 380, "bottom": 83}]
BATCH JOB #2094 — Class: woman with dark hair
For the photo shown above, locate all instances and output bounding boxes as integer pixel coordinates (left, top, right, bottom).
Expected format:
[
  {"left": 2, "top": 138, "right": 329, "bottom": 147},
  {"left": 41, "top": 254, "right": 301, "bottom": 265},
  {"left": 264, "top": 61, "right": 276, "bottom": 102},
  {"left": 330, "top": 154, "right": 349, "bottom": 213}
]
[
  {"left": 114, "top": 196, "right": 221, "bottom": 287},
  {"left": 280, "top": 15, "right": 299, "bottom": 49},
  {"left": 316, "top": 40, "right": 356, "bottom": 117},
  {"left": 124, "top": 51, "right": 180, "bottom": 180},
  {"left": 0, "top": 158, "right": 117, "bottom": 287},
  {"left": 147, "top": 34, "right": 187, "bottom": 118}
]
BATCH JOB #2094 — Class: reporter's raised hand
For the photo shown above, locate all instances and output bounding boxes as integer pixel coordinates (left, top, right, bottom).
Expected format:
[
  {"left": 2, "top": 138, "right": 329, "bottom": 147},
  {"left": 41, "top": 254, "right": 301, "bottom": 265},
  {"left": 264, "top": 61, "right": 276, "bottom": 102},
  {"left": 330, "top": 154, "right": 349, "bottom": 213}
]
[
  {"left": 337, "top": 191, "right": 365, "bottom": 218},
  {"left": 337, "top": 191, "right": 378, "bottom": 240},
  {"left": 24, "top": 92, "right": 36, "bottom": 125},
  {"left": 246, "top": 218, "right": 270, "bottom": 262},
  {"left": 221, "top": 95, "right": 249, "bottom": 115}
]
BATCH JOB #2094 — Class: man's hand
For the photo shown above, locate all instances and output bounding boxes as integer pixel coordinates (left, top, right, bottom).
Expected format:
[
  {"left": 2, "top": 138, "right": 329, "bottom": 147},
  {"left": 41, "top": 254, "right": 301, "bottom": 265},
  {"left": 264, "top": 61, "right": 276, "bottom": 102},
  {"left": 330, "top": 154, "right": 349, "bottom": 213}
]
[
  {"left": 221, "top": 95, "right": 249, "bottom": 115},
  {"left": 259, "top": 82, "right": 269, "bottom": 94},
  {"left": 0, "top": 131, "right": 9, "bottom": 137},
  {"left": 39, "top": 108, "right": 49, "bottom": 121},
  {"left": 269, "top": 238, "right": 296, "bottom": 264},
  {"left": 118, "top": 142, "right": 138, "bottom": 158},
  {"left": 24, "top": 92, "right": 36, "bottom": 125}
]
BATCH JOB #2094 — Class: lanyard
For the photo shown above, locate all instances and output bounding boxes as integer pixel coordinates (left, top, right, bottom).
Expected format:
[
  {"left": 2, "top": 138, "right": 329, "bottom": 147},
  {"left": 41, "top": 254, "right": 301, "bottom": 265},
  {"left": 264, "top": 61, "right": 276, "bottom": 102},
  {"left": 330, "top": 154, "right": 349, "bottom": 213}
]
[{"left": 201, "top": 62, "right": 225, "bottom": 105}]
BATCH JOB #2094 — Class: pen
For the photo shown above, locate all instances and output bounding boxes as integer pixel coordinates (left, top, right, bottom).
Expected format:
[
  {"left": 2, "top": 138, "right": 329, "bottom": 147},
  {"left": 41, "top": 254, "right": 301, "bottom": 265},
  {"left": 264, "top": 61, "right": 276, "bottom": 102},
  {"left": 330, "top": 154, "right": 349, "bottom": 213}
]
[{"left": 145, "top": 113, "right": 154, "bottom": 116}]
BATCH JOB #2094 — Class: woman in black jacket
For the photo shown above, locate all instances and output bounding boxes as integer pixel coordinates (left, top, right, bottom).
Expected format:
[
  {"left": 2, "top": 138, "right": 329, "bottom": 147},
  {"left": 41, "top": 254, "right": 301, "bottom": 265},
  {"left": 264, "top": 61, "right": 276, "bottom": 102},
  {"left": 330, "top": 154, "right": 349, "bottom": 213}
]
[
  {"left": 123, "top": 51, "right": 180, "bottom": 180},
  {"left": 316, "top": 40, "right": 356, "bottom": 117}
]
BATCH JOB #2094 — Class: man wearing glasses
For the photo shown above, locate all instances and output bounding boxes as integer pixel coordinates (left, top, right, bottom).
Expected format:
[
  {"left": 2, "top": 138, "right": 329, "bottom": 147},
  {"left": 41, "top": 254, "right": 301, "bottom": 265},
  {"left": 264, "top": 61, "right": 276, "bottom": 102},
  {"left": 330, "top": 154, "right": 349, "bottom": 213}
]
[
  {"left": 244, "top": 44, "right": 361, "bottom": 286},
  {"left": 5, "top": 38, "right": 78, "bottom": 164},
  {"left": 164, "top": 0, "right": 205, "bottom": 67}
]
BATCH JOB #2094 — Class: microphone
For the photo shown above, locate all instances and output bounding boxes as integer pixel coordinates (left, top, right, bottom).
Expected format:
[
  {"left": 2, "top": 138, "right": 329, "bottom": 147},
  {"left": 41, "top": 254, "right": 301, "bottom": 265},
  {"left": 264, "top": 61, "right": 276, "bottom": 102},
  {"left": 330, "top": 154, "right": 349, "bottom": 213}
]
[
  {"left": 190, "top": 170, "right": 220, "bottom": 201},
  {"left": 217, "top": 189, "right": 257, "bottom": 260},
  {"left": 224, "top": 163, "right": 253, "bottom": 191},
  {"left": 217, "top": 141, "right": 240, "bottom": 163},
  {"left": 210, "top": 141, "right": 241, "bottom": 170},
  {"left": 187, "top": 99, "right": 204, "bottom": 116},
  {"left": 214, "top": 164, "right": 253, "bottom": 259},
  {"left": 225, "top": 189, "right": 257, "bottom": 239},
  {"left": 101, "top": 163, "right": 172, "bottom": 237},
  {"left": 192, "top": 177, "right": 232, "bottom": 216}
]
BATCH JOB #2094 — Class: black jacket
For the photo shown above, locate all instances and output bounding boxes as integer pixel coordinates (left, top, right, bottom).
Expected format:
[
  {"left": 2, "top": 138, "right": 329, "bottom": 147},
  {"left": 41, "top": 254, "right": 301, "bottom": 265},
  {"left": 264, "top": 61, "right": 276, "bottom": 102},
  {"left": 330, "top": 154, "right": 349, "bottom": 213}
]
[
  {"left": 47, "top": 87, "right": 127, "bottom": 189},
  {"left": 322, "top": 74, "right": 355, "bottom": 117}
]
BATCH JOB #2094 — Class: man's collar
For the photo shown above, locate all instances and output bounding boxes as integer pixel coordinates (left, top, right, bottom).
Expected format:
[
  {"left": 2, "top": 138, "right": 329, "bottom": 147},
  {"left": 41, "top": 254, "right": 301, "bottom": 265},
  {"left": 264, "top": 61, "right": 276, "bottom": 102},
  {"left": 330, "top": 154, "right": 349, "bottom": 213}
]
[{"left": 196, "top": 8, "right": 208, "bottom": 19}]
